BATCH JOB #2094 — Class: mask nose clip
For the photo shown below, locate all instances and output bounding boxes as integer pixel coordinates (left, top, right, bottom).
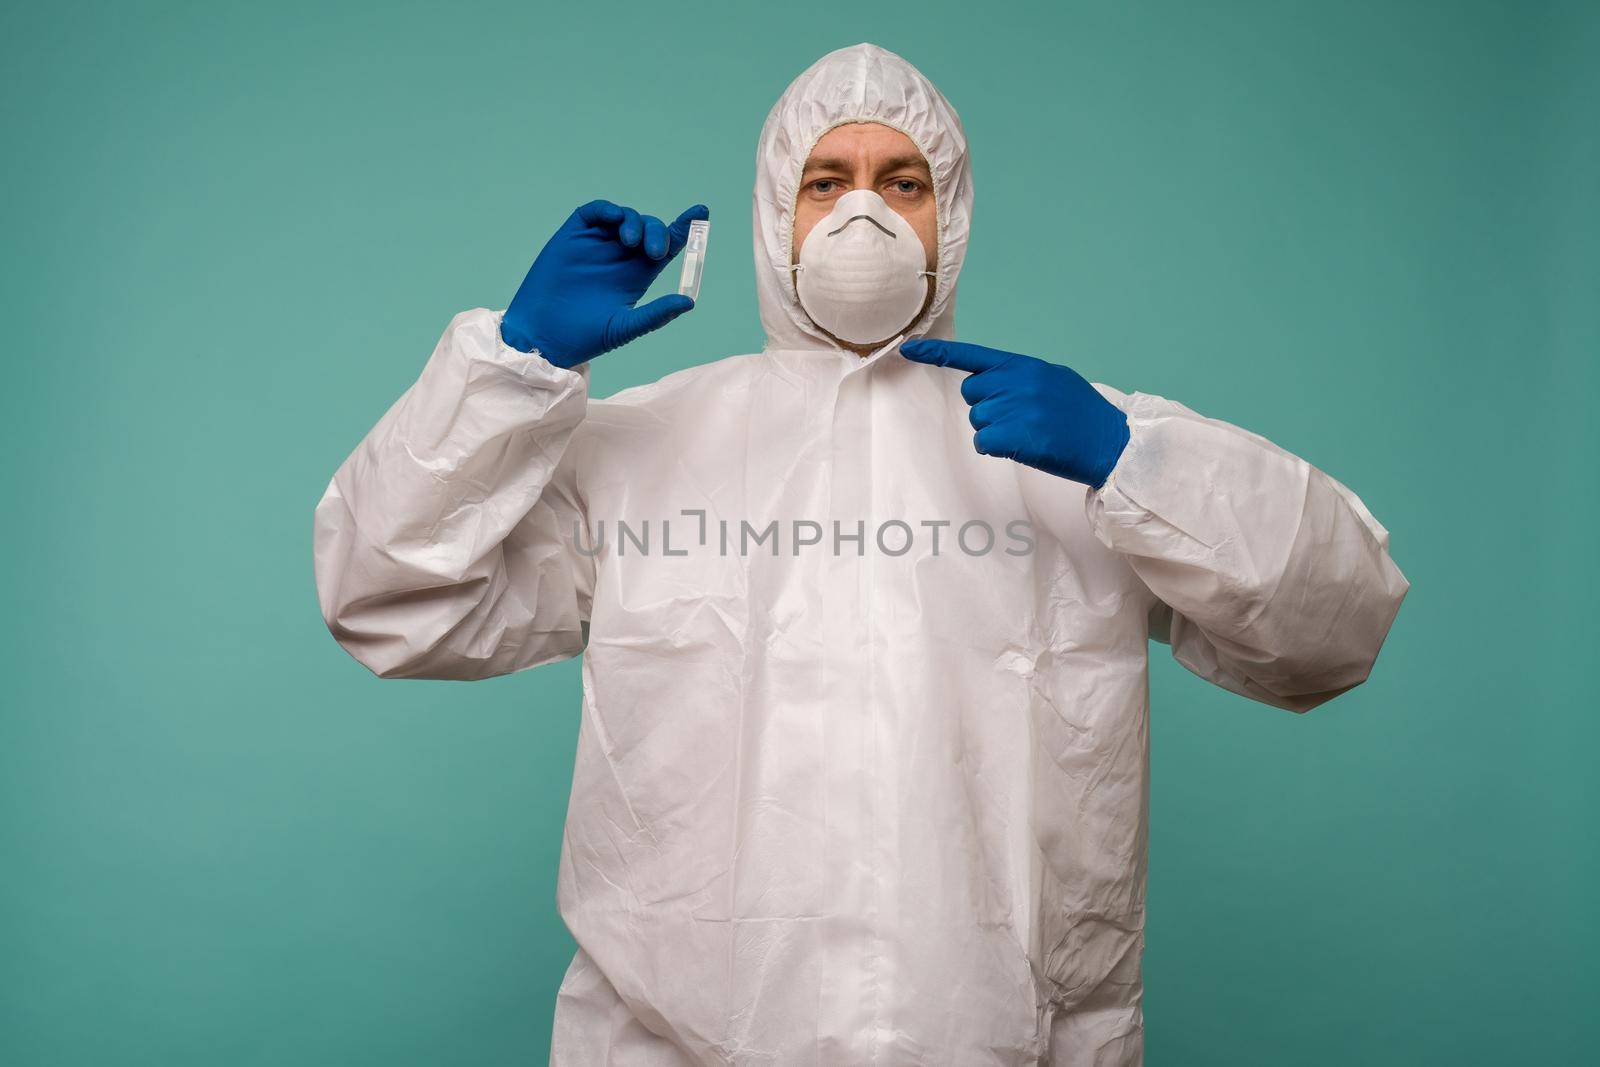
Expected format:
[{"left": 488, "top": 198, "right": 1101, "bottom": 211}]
[{"left": 827, "top": 214, "right": 897, "bottom": 239}]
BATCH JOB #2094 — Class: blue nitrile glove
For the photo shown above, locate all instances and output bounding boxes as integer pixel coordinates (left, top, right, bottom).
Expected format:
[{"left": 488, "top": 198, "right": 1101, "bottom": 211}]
[
  {"left": 900, "top": 339, "right": 1131, "bottom": 489},
  {"left": 501, "top": 200, "right": 709, "bottom": 367}
]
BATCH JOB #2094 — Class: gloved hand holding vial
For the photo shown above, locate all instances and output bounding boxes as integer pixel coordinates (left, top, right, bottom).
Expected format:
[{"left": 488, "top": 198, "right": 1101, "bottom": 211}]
[{"left": 498, "top": 200, "right": 709, "bottom": 367}]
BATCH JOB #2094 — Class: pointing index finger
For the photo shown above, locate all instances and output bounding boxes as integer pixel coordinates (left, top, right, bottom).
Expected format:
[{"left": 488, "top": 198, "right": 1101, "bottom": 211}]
[{"left": 900, "top": 339, "right": 1009, "bottom": 374}]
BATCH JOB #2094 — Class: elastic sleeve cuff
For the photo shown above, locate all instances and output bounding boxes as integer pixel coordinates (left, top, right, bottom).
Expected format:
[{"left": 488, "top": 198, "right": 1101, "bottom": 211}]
[
  {"left": 477, "top": 309, "right": 588, "bottom": 385},
  {"left": 1088, "top": 393, "right": 1161, "bottom": 525}
]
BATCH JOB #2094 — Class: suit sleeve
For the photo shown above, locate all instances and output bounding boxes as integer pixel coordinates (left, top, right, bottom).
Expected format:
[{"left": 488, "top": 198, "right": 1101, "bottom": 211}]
[
  {"left": 1085, "top": 390, "right": 1409, "bottom": 712},
  {"left": 313, "top": 308, "right": 596, "bottom": 680}
]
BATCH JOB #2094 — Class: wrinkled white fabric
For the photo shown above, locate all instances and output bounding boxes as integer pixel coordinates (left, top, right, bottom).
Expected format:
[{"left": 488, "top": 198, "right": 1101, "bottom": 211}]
[{"left": 313, "top": 42, "right": 1408, "bottom": 1066}]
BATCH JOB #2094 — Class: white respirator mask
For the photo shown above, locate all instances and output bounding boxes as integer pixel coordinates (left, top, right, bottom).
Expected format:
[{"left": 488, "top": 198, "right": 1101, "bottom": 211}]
[{"left": 792, "top": 188, "right": 935, "bottom": 346}]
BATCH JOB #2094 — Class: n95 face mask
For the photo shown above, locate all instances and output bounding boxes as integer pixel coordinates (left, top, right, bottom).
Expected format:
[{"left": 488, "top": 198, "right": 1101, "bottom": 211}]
[{"left": 793, "top": 188, "right": 935, "bottom": 345}]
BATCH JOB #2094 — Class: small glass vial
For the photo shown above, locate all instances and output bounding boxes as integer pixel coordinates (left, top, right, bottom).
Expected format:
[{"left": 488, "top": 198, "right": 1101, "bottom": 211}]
[{"left": 677, "top": 219, "right": 710, "bottom": 301}]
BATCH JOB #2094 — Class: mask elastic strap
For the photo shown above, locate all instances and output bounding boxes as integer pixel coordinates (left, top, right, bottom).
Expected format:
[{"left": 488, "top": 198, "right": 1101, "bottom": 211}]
[{"left": 787, "top": 265, "right": 937, "bottom": 280}]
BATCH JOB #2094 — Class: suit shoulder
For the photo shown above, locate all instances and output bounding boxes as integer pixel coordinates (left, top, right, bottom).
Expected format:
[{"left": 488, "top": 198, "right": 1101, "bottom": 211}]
[{"left": 593, "top": 352, "right": 768, "bottom": 413}]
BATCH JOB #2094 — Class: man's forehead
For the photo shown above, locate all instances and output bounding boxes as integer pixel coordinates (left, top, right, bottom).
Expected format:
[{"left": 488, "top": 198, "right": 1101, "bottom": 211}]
[{"left": 803, "top": 123, "right": 929, "bottom": 173}]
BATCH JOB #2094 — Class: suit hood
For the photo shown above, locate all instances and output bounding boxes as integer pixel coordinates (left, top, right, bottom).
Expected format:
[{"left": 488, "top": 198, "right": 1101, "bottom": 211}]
[{"left": 751, "top": 43, "right": 975, "bottom": 353}]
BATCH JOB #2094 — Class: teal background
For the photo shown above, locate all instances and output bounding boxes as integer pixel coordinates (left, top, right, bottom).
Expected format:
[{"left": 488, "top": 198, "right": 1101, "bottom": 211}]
[{"left": 3, "top": 0, "right": 1595, "bottom": 1063}]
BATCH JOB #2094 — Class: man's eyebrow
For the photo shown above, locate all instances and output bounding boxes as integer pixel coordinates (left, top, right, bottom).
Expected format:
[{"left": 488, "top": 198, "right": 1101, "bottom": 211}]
[
  {"left": 800, "top": 153, "right": 932, "bottom": 176},
  {"left": 801, "top": 156, "right": 854, "bottom": 174},
  {"left": 877, "top": 154, "right": 931, "bottom": 174}
]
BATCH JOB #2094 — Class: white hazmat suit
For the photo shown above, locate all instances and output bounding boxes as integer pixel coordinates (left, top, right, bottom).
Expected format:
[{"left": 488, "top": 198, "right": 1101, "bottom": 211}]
[{"left": 314, "top": 43, "right": 1408, "bottom": 1067}]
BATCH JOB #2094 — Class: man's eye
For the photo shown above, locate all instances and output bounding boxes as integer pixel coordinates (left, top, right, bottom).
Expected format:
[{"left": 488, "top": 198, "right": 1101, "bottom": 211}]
[
  {"left": 890, "top": 179, "right": 923, "bottom": 196},
  {"left": 811, "top": 179, "right": 839, "bottom": 194}
]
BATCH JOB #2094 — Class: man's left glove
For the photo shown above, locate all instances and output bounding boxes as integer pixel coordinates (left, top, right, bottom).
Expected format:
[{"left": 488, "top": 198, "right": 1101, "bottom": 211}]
[{"left": 901, "top": 339, "right": 1130, "bottom": 489}]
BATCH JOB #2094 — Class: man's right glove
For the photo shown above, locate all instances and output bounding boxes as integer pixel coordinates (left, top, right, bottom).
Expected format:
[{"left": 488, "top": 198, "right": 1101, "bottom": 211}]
[{"left": 501, "top": 200, "right": 709, "bottom": 367}]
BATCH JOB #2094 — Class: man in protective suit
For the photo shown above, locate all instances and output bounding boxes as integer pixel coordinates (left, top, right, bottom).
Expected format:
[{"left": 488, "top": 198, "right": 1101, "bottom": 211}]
[{"left": 315, "top": 42, "right": 1408, "bottom": 1067}]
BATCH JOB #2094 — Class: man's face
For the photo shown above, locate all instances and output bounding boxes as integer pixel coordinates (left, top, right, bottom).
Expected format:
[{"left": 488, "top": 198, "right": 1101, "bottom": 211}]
[{"left": 792, "top": 122, "right": 939, "bottom": 347}]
